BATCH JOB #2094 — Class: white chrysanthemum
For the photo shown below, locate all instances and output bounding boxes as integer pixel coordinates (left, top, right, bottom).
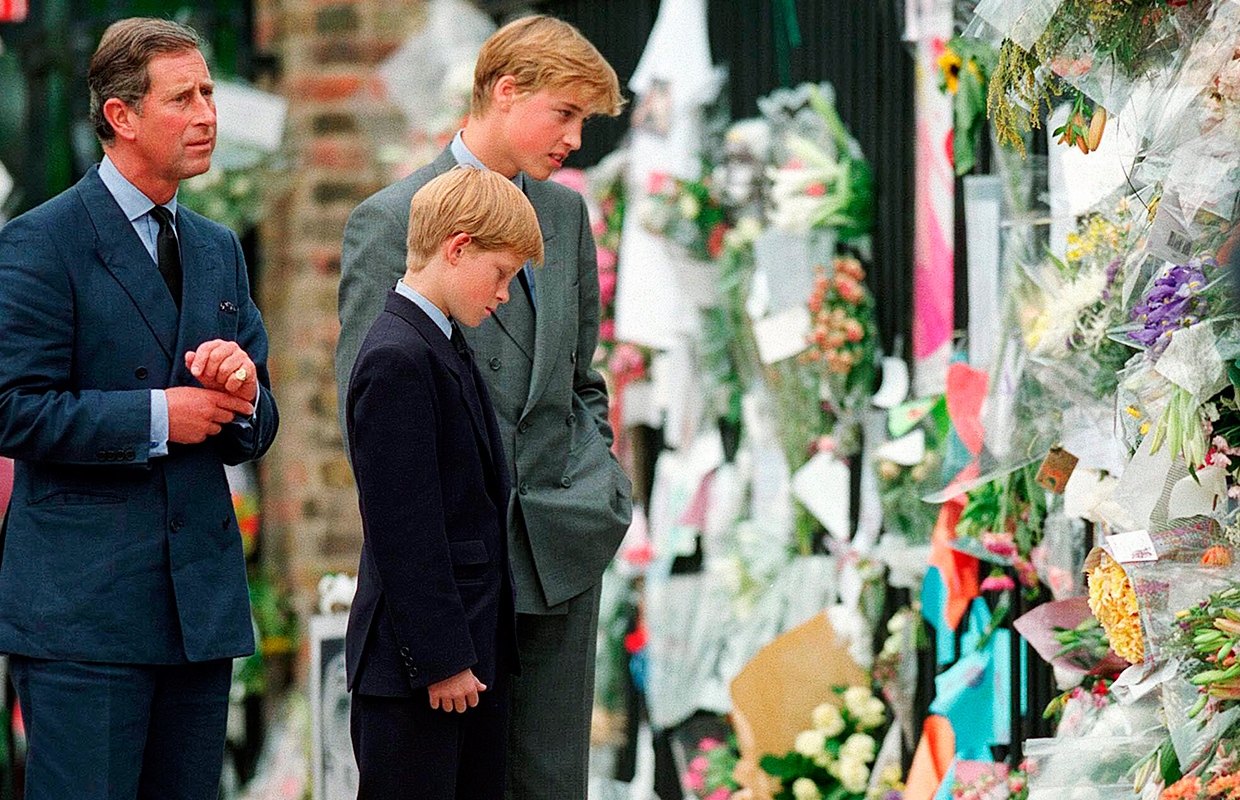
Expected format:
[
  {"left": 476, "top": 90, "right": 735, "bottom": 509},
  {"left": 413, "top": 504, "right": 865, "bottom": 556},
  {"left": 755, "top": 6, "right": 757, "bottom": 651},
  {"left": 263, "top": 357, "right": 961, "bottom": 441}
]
[
  {"left": 838, "top": 756, "right": 871, "bottom": 794},
  {"left": 811, "top": 702, "right": 845, "bottom": 737},
  {"left": 793, "top": 777, "right": 823, "bottom": 800},
  {"left": 858, "top": 697, "right": 886, "bottom": 730},
  {"left": 794, "top": 729, "right": 828, "bottom": 757},
  {"left": 840, "top": 733, "right": 876, "bottom": 762},
  {"left": 842, "top": 686, "right": 873, "bottom": 716}
]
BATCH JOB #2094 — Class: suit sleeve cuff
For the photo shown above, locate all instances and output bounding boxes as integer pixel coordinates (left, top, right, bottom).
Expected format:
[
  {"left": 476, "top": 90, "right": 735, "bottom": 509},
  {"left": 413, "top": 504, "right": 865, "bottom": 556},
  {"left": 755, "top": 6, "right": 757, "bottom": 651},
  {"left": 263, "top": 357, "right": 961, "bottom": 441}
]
[{"left": 149, "top": 389, "right": 169, "bottom": 457}]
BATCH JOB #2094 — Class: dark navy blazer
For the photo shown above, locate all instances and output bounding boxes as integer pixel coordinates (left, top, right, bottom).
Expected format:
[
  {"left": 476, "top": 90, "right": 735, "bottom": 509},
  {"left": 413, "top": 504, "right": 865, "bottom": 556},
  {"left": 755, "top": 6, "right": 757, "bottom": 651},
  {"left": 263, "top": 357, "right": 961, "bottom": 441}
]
[
  {"left": 0, "top": 165, "right": 279, "bottom": 664},
  {"left": 345, "top": 291, "right": 518, "bottom": 695}
]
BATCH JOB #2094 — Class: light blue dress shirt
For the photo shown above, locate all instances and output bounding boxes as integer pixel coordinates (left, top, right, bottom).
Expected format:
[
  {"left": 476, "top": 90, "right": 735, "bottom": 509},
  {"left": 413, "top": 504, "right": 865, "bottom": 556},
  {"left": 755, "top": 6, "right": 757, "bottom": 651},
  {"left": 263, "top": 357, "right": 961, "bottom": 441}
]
[
  {"left": 449, "top": 130, "right": 537, "bottom": 309},
  {"left": 97, "top": 155, "right": 258, "bottom": 458},
  {"left": 394, "top": 279, "right": 452, "bottom": 340}
]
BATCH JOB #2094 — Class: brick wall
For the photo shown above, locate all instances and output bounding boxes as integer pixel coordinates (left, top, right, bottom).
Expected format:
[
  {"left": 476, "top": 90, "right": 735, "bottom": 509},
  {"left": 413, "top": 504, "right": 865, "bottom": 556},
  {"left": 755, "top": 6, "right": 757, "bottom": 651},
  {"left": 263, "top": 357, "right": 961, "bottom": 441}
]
[{"left": 255, "top": 0, "right": 427, "bottom": 624}]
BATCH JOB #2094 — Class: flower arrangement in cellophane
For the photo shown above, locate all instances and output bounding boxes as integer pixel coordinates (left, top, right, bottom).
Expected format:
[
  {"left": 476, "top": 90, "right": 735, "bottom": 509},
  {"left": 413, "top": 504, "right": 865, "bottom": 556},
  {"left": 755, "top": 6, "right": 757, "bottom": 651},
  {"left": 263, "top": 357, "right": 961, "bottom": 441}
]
[
  {"left": 1086, "top": 550, "right": 1144, "bottom": 664},
  {"left": 801, "top": 256, "right": 878, "bottom": 415}
]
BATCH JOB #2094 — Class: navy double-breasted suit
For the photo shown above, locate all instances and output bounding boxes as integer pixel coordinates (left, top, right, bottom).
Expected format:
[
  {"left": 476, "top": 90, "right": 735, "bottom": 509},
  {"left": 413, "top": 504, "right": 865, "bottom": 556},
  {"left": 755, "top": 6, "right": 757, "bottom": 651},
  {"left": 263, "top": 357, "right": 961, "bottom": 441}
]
[{"left": 0, "top": 165, "right": 278, "bottom": 664}]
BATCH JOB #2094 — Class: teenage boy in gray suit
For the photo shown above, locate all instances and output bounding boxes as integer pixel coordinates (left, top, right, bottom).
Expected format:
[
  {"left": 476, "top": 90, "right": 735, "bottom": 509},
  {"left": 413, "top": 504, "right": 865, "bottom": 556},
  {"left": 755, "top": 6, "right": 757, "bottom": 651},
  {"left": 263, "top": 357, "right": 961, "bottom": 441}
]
[{"left": 336, "top": 15, "right": 632, "bottom": 799}]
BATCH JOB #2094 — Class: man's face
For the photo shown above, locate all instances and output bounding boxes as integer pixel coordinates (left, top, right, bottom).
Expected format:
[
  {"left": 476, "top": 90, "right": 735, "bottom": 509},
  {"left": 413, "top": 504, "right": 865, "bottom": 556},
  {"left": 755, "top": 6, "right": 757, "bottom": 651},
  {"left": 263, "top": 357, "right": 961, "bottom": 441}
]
[
  {"left": 500, "top": 86, "right": 590, "bottom": 181},
  {"left": 131, "top": 49, "right": 216, "bottom": 185},
  {"left": 446, "top": 245, "right": 526, "bottom": 328}
]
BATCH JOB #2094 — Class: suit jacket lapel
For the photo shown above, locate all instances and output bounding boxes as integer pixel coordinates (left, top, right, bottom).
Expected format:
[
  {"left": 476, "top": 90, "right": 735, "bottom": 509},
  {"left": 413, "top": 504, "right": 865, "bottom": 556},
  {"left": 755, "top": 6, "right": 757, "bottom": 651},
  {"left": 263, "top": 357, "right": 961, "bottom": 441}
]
[
  {"left": 384, "top": 292, "right": 496, "bottom": 472},
  {"left": 77, "top": 167, "right": 178, "bottom": 362},
  {"left": 523, "top": 181, "right": 566, "bottom": 414}
]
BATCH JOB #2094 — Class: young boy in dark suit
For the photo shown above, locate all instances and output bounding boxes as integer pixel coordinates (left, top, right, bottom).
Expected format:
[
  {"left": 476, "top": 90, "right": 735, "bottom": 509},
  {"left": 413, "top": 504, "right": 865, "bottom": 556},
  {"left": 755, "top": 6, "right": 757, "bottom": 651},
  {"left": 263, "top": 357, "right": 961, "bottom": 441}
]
[{"left": 344, "top": 167, "right": 543, "bottom": 800}]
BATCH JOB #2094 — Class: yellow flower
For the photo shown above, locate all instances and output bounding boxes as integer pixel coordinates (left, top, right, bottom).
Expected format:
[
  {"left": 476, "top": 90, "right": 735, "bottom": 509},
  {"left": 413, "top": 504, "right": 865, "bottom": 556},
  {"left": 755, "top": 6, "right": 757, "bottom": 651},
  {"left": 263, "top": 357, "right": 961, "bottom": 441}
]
[
  {"left": 939, "top": 48, "right": 963, "bottom": 95},
  {"left": 1087, "top": 552, "right": 1144, "bottom": 663}
]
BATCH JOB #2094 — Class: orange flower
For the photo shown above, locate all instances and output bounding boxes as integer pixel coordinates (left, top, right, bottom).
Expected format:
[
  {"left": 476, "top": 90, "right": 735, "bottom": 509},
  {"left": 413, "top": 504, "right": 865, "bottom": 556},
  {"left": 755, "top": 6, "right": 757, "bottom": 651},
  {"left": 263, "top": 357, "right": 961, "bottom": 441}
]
[
  {"left": 1162, "top": 776, "right": 1201, "bottom": 800},
  {"left": 1202, "top": 546, "right": 1233, "bottom": 566}
]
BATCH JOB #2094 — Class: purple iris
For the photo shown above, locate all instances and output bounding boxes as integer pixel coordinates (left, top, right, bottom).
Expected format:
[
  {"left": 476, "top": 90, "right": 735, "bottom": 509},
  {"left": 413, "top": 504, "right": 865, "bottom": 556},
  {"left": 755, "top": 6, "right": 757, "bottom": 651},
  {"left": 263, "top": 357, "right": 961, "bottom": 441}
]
[{"left": 1129, "top": 259, "right": 1210, "bottom": 349}]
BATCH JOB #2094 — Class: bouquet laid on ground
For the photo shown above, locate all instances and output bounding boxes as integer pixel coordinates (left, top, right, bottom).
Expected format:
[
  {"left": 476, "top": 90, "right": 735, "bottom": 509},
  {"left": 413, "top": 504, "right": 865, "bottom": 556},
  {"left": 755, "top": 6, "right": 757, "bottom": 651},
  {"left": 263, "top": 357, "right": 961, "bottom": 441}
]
[
  {"left": 760, "top": 685, "right": 888, "bottom": 800},
  {"left": 1177, "top": 583, "right": 1240, "bottom": 718},
  {"left": 642, "top": 168, "right": 731, "bottom": 262},
  {"left": 683, "top": 736, "right": 742, "bottom": 800},
  {"left": 1087, "top": 550, "right": 1145, "bottom": 665}
]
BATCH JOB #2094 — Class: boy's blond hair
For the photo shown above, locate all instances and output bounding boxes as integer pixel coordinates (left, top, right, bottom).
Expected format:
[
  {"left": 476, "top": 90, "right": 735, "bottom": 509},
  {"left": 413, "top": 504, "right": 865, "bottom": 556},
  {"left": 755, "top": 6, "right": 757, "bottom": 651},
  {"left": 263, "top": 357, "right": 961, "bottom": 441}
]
[
  {"left": 472, "top": 15, "right": 625, "bottom": 118},
  {"left": 406, "top": 167, "right": 544, "bottom": 272}
]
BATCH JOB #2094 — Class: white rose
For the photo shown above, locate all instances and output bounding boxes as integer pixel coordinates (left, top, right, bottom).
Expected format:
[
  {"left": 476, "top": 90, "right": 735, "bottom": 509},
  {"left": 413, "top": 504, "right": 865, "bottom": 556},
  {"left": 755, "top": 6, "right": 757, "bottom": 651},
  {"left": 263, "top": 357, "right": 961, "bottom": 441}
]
[
  {"left": 811, "top": 702, "right": 845, "bottom": 737},
  {"left": 793, "top": 777, "right": 823, "bottom": 800},
  {"left": 837, "top": 757, "right": 871, "bottom": 794},
  {"left": 794, "top": 729, "right": 828, "bottom": 757},
  {"left": 678, "top": 192, "right": 701, "bottom": 220},
  {"left": 859, "top": 697, "right": 886, "bottom": 730},
  {"left": 813, "top": 751, "right": 835, "bottom": 770},
  {"left": 842, "top": 686, "right": 872, "bottom": 716},
  {"left": 886, "top": 613, "right": 908, "bottom": 634},
  {"left": 840, "top": 733, "right": 876, "bottom": 762}
]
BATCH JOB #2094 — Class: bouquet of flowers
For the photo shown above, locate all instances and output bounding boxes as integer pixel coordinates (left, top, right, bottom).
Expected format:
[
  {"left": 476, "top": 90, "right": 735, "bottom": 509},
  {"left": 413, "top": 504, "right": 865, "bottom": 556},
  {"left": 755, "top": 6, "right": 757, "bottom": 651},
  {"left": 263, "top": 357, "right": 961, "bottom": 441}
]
[
  {"left": 641, "top": 169, "right": 730, "bottom": 262},
  {"left": 765, "top": 84, "right": 873, "bottom": 242},
  {"left": 1176, "top": 583, "right": 1240, "bottom": 718},
  {"left": 801, "top": 256, "right": 879, "bottom": 414},
  {"left": 592, "top": 163, "right": 625, "bottom": 359},
  {"left": 760, "top": 685, "right": 888, "bottom": 800},
  {"left": 683, "top": 736, "right": 742, "bottom": 800},
  {"left": 1086, "top": 550, "right": 1145, "bottom": 664},
  {"left": 954, "top": 465, "right": 1049, "bottom": 590},
  {"left": 937, "top": 37, "right": 999, "bottom": 176},
  {"left": 980, "top": 0, "right": 1211, "bottom": 154}
]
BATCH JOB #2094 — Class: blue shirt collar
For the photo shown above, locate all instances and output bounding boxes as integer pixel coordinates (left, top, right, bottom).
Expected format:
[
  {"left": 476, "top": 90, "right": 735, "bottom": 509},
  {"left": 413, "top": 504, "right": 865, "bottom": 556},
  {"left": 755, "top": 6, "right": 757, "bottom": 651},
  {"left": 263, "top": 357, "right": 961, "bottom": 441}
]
[
  {"left": 394, "top": 279, "right": 452, "bottom": 340},
  {"left": 98, "top": 154, "right": 178, "bottom": 222},
  {"left": 450, "top": 130, "right": 526, "bottom": 192}
]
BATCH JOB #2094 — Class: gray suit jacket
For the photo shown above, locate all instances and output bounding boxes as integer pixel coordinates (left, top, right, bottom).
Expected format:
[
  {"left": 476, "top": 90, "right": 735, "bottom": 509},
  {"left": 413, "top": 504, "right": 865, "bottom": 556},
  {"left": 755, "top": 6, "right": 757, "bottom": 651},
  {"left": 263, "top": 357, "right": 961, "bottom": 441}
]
[{"left": 336, "top": 147, "right": 632, "bottom": 612}]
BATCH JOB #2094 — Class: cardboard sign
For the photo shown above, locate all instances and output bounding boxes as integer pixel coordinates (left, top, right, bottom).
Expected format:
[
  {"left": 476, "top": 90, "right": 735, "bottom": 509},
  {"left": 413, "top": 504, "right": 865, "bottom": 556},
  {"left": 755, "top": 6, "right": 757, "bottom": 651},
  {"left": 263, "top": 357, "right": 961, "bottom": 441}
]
[{"left": 1035, "top": 447, "right": 1079, "bottom": 493}]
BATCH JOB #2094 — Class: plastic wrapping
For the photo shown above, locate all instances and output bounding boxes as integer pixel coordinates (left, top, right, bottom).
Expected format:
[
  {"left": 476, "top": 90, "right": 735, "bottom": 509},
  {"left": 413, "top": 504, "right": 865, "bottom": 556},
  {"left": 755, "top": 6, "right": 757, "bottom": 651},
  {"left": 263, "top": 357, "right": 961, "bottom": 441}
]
[{"left": 1024, "top": 732, "right": 1166, "bottom": 800}]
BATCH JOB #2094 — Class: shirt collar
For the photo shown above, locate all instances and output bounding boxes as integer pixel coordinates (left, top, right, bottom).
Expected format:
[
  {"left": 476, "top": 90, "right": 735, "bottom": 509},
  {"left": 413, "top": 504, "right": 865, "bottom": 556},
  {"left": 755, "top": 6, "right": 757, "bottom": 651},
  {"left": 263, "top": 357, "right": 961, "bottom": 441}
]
[
  {"left": 98, "top": 154, "right": 178, "bottom": 222},
  {"left": 395, "top": 279, "right": 452, "bottom": 340},
  {"left": 450, "top": 130, "right": 526, "bottom": 192}
]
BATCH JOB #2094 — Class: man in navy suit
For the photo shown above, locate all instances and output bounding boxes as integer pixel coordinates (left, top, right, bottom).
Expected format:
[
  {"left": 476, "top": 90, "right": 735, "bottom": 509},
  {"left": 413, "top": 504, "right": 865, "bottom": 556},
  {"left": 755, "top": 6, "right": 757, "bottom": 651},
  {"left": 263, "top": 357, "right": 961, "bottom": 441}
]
[
  {"left": 345, "top": 168, "right": 542, "bottom": 799},
  {"left": 0, "top": 18, "right": 278, "bottom": 799}
]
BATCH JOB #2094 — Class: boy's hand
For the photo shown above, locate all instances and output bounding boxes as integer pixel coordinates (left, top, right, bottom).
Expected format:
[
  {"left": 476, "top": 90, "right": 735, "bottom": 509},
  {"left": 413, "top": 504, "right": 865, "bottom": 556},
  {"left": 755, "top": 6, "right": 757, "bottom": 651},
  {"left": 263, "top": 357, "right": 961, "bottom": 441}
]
[{"left": 428, "top": 668, "right": 486, "bottom": 713}]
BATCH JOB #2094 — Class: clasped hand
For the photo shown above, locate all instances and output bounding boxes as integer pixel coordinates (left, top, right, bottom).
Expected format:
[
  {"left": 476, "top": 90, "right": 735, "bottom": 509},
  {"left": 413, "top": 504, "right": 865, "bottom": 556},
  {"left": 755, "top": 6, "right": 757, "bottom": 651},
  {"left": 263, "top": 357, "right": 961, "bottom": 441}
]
[
  {"left": 167, "top": 340, "right": 258, "bottom": 445},
  {"left": 428, "top": 668, "right": 486, "bottom": 713}
]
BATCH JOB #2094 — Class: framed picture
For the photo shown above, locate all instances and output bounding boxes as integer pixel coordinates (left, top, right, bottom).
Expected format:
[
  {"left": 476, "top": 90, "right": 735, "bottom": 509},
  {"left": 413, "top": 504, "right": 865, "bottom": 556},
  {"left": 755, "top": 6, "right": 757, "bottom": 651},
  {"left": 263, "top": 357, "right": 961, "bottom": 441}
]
[{"left": 309, "top": 613, "right": 356, "bottom": 800}]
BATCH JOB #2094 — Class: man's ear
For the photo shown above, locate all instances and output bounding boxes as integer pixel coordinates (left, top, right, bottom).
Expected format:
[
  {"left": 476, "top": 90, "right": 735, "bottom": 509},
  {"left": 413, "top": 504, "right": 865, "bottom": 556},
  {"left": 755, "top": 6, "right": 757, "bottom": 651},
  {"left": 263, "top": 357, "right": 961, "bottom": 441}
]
[
  {"left": 491, "top": 75, "right": 519, "bottom": 112},
  {"left": 102, "top": 97, "right": 141, "bottom": 142},
  {"left": 444, "top": 232, "right": 473, "bottom": 264}
]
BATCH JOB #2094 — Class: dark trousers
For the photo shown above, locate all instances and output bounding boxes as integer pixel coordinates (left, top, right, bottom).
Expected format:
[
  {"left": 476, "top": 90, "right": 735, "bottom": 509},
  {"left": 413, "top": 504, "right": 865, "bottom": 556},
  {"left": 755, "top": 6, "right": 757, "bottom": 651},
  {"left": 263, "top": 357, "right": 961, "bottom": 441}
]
[
  {"left": 351, "top": 668, "right": 511, "bottom": 800},
  {"left": 9, "top": 655, "right": 232, "bottom": 800}
]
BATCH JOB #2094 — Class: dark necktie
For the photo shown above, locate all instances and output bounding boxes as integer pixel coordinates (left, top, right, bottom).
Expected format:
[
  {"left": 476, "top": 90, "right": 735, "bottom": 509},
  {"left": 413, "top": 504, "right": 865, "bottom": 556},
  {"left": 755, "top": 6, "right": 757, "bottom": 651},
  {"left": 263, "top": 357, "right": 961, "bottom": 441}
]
[
  {"left": 149, "top": 205, "right": 182, "bottom": 309},
  {"left": 450, "top": 320, "right": 473, "bottom": 363}
]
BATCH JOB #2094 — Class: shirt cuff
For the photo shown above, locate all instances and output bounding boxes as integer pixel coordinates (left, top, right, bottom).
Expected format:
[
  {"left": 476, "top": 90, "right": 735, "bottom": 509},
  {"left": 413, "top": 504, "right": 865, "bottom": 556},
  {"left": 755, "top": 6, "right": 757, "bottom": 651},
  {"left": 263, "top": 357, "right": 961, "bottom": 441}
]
[
  {"left": 228, "top": 392, "right": 260, "bottom": 433},
  {"left": 149, "top": 389, "right": 169, "bottom": 457}
]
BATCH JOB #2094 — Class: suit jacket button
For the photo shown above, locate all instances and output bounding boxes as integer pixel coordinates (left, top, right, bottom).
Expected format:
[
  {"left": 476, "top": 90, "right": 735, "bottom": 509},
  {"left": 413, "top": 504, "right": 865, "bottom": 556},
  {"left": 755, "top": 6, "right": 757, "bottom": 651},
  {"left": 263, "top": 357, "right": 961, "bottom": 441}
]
[
  {"left": 488, "top": 357, "right": 501, "bottom": 371},
  {"left": 560, "top": 476, "right": 572, "bottom": 488},
  {"left": 518, "top": 420, "right": 529, "bottom": 434},
  {"left": 570, "top": 350, "right": 577, "bottom": 363},
  {"left": 134, "top": 367, "right": 148, "bottom": 380},
  {"left": 97, "top": 449, "right": 107, "bottom": 461},
  {"left": 408, "top": 666, "right": 420, "bottom": 678},
  {"left": 169, "top": 519, "right": 183, "bottom": 532},
  {"left": 399, "top": 646, "right": 410, "bottom": 657},
  {"left": 565, "top": 413, "right": 575, "bottom": 427},
  {"left": 124, "top": 448, "right": 135, "bottom": 460},
  {"left": 519, "top": 483, "right": 529, "bottom": 496}
]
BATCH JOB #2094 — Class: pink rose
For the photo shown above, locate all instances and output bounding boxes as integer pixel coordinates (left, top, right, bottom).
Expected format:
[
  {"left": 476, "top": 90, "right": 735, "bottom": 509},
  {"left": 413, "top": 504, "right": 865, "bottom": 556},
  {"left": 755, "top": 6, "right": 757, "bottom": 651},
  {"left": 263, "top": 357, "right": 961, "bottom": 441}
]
[
  {"left": 598, "top": 270, "right": 617, "bottom": 305},
  {"left": 980, "top": 574, "right": 1016, "bottom": 592},
  {"left": 684, "top": 772, "right": 706, "bottom": 793},
  {"left": 706, "top": 789, "right": 732, "bottom": 800},
  {"left": 597, "top": 247, "right": 618, "bottom": 271},
  {"left": 647, "top": 172, "right": 670, "bottom": 195},
  {"left": 689, "top": 755, "right": 710, "bottom": 772},
  {"left": 698, "top": 737, "right": 723, "bottom": 751},
  {"left": 599, "top": 319, "right": 616, "bottom": 342},
  {"left": 806, "top": 183, "right": 826, "bottom": 197},
  {"left": 591, "top": 218, "right": 608, "bottom": 237}
]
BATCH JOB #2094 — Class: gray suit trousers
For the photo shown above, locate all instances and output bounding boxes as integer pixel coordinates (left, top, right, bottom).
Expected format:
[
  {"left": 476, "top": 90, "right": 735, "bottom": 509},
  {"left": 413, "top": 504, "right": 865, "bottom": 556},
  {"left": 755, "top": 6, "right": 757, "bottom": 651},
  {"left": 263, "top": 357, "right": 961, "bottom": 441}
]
[{"left": 506, "top": 584, "right": 602, "bottom": 800}]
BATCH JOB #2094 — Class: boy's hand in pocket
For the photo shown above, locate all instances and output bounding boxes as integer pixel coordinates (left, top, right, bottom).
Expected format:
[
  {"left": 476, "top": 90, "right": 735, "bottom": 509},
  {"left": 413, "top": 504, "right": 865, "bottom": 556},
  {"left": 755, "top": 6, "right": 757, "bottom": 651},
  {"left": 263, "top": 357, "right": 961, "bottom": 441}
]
[{"left": 428, "top": 668, "right": 486, "bottom": 713}]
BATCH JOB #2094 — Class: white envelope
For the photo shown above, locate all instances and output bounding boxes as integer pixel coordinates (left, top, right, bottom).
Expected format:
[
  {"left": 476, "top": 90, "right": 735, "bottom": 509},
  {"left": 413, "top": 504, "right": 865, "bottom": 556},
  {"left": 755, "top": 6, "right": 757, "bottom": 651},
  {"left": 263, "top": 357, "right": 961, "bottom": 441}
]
[
  {"left": 791, "top": 452, "right": 851, "bottom": 541},
  {"left": 753, "top": 305, "right": 812, "bottom": 365}
]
